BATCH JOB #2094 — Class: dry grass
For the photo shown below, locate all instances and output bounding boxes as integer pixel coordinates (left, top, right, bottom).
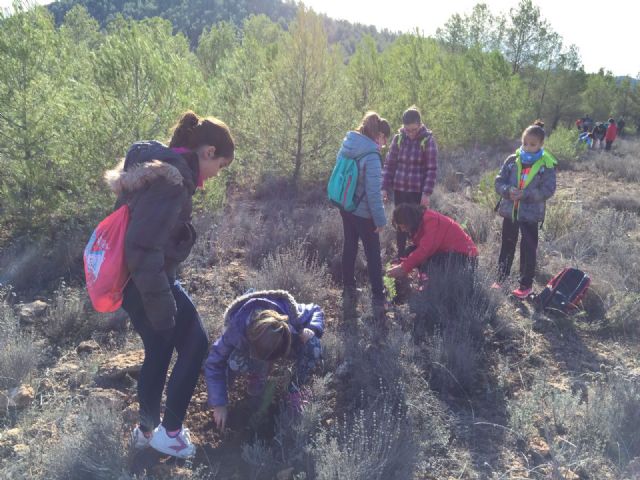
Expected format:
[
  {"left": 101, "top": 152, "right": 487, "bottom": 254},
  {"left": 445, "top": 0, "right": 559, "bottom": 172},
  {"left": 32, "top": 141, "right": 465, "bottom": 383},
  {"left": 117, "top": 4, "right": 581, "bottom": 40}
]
[{"left": 0, "top": 291, "right": 38, "bottom": 391}]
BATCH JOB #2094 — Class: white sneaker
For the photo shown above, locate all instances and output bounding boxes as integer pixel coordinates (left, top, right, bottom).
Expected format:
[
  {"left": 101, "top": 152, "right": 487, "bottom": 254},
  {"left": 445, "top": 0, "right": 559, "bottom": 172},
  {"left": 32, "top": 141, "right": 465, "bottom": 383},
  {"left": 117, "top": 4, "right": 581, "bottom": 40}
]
[
  {"left": 149, "top": 425, "right": 195, "bottom": 458},
  {"left": 130, "top": 425, "right": 151, "bottom": 450}
]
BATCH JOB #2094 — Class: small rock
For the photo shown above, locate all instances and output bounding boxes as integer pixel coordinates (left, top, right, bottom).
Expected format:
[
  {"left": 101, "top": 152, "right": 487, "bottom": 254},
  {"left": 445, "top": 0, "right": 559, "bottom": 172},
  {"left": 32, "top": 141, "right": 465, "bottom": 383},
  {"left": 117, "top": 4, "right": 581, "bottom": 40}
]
[
  {"left": 122, "top": 402, "right": 139, "bottom": 424},
  {"left": 52, "top": 362, "right": 81, "bottom": 376},
  {"left": 17, "top": 300, "right": 48, "bottom": 323},
  {"left": 277, "top": 467, "right": 295, "bottom": 480},
  {"left": 96, "top": 350, "right": 144, "bottom": 381},
  {"left": 77, "top": 340, "right": 100, "bottom": 354},
  {"left": 3, "top": 428, "right": 22, "bottom": 442},
  {"left": 87, "top": 388, "right": 128, "bottom": 410},
  {"left": 37, "top": 378, "right": 54, "bottom": 394},
  {"left": 8, "top": 385, "right": 35, "bottom": 409},
  {"left": 559, "top": 467, "right": 579, "bottom": 479},
  {"left": 529, "top": 436, "right": 550, "bottom": 458},
  {"left": 12, "top": 444, "right": 30, "bottom": 457}
]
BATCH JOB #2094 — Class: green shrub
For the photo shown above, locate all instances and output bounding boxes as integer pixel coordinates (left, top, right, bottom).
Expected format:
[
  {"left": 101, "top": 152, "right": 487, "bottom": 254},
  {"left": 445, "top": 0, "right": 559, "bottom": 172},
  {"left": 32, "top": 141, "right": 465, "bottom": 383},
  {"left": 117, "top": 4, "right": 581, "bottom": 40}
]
[
  {"left": 472, "top": 168, "right": 500, "bottom": 211},
  {"left": 605, "top": 293, "right": 640, "bottom": 337},
  {"left": 544, "top": 126, "right": 584, "bottom": 169}
]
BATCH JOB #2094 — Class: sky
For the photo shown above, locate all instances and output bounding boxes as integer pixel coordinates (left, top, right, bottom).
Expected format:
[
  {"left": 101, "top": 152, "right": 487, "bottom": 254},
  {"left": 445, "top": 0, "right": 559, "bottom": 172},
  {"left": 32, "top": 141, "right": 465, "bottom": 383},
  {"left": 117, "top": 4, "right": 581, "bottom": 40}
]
[
  {"left": 2, "top": 0, "right": 638, "bottom": 77},
  {"left": 301, "top": 0, "right": 639, "bottom": 77}
]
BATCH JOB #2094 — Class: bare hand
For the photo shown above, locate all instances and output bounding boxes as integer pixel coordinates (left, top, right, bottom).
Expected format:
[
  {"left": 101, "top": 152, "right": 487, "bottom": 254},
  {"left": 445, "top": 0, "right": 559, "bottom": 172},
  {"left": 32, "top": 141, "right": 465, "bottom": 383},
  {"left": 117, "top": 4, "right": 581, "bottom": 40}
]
[
  {"left": 301, "top": 328, "right": 315, "bottom": 344},
  {"left": 420, "top": 193, "right": 430, "bottom": 208},
  {"left": 382, "top": 190, "right": 389, "bottom": 202},
  {"left": 509, "top": 187, "right": 523, "bottom": 201},
  {"left": 212, "top": 405, "right": 228, "bottom": 430},
  {"left": 374, "top": 226, "right": 384, "bottom": 233},
  {"left": 386, "top": 264, "right": 406, "bottom": 278}
]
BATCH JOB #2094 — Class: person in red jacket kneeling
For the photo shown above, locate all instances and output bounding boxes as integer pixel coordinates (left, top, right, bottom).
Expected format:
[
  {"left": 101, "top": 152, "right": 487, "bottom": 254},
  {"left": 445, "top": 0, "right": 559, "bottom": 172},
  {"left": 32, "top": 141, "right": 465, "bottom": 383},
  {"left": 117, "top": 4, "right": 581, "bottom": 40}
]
[{"left": 385, "top": 203, "right": 478, "bottom": 288}]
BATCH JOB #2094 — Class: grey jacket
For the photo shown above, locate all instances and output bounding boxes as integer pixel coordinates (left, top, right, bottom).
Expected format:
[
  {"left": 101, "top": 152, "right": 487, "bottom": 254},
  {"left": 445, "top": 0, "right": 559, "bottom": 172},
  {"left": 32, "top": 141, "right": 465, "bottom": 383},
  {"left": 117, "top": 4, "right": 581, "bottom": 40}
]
[{"left": 495, "top": 153, "right": 556, "bottom": 223}]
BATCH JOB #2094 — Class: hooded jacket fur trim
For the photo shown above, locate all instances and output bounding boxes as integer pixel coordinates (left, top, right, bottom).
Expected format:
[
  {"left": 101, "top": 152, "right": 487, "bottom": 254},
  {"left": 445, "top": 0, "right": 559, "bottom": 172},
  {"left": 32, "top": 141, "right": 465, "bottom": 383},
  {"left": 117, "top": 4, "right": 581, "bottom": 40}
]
[
  {"left": 104, "top": 158, "right": 185, "bottom": 196},
  {"left": 223, "top": 290, "right": 298, "bottom": 325}
]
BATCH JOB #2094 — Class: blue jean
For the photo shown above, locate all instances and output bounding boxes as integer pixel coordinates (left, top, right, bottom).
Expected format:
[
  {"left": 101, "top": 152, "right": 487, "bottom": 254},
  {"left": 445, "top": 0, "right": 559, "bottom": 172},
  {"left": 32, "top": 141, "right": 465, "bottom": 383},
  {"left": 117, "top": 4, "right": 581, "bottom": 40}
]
[
  {"left": 227, "top": 336, "right": 322, "bottom": 394},
  {"left": 122, "top": 279, "right": 209, "bottom": 432}
]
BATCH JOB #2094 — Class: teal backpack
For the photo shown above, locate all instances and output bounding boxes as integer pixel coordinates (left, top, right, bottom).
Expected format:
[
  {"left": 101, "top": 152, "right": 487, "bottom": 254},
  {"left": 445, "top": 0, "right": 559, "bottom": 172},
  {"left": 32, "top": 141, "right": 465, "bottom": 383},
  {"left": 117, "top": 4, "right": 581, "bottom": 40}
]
[{"left": 327, "top": 151, "right": 379, "bottom": 211}]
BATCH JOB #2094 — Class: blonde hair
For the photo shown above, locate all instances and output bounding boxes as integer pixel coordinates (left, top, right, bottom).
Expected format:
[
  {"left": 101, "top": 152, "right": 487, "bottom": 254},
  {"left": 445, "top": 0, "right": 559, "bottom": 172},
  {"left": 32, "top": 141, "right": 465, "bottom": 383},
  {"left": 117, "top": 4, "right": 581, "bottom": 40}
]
[{"left": 247, "top": 310, "right": 292, "bottom": 361}]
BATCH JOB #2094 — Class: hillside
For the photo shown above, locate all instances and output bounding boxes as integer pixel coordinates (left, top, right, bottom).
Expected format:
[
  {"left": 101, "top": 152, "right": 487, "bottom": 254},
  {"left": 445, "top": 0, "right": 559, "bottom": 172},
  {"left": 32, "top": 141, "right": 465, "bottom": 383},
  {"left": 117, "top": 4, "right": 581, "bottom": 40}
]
[
  {"left": 1, "top": 139, "right": 639, "bottom": 479},
  {"left": 46, "top": 0, "right": 398, "bottom": 52}
]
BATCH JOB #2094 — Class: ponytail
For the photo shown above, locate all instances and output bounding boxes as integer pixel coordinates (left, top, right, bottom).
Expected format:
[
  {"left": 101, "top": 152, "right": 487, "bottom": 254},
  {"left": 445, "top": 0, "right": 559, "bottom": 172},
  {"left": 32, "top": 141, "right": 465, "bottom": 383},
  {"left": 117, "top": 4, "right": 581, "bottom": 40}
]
[
  {"left": 169, "top": 111, "right": 199, "bottom": 149},
  {"left": 169, "top": 110, "right": 235, "bottom": 159},
  {"left": 523, "top": 119, "right": 545, "bottom": 142}
]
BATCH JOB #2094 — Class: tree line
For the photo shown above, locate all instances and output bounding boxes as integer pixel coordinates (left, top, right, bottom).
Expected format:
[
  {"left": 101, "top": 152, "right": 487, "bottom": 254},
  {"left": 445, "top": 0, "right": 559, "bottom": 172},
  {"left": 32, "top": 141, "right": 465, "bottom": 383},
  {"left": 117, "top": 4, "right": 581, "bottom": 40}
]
[{"left": 1, "top": 0, "right": 639, "bottom": 240}]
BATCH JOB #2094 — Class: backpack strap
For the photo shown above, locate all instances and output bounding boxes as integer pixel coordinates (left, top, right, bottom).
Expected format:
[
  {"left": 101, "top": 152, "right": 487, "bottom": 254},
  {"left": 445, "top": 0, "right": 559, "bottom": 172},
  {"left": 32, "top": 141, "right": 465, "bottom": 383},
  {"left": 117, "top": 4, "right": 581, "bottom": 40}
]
[
  {"left": 352, "top": 151, "right": 381, "bottom": 209},
  {"left": 395, "top": 133, "right": 431, "bottom": 153}
]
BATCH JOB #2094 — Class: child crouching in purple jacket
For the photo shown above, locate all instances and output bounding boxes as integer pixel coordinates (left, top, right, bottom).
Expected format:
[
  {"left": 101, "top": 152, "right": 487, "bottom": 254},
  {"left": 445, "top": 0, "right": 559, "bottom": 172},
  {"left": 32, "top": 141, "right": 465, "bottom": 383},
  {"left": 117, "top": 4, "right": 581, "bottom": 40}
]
[{"left": 205, "top": 290, "right": 324, "bottom": 430}]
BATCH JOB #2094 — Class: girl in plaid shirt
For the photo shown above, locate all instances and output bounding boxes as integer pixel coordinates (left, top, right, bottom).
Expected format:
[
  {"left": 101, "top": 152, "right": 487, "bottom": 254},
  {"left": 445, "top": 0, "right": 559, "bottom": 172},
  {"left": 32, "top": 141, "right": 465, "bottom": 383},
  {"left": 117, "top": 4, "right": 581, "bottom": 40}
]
[{"left": 382, "top": 106, "right": 438, "bottom": 257}]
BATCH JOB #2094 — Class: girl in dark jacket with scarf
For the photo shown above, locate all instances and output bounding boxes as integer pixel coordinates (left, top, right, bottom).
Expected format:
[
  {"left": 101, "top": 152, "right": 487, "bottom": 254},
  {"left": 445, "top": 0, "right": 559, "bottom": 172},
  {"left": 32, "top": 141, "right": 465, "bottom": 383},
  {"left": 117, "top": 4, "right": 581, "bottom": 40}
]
[
  {"left": 105, "top": 111, "right": 234, "bottom": 458},
  {"left": 494, "top": 120, "right": 556, "bottom": 299}
]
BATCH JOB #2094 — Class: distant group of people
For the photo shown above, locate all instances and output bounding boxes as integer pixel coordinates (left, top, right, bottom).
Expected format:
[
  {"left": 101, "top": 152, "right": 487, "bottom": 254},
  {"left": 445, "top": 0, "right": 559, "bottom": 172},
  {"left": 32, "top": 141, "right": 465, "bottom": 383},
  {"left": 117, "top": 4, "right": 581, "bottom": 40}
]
[
  {"left": 102, "top": 105, "right": 558, "bottom": 460},
  {"left": 576, "top": 115, "right": 621, "bottom": 151}
]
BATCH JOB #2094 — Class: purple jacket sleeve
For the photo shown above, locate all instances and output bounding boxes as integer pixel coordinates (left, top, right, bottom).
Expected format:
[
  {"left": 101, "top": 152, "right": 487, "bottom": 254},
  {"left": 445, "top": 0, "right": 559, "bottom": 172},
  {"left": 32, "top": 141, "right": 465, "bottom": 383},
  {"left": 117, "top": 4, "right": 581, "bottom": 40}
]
[
  {"left": 205, "top": 327, "right": 240, "bottom": 407},
  {"left": 421, "top": 135, "right": 438, "bottom": 195},
  {"left": 382, "top": 134, "right": 400, "bottom": 192},
  {"left": 291, "top": 303, "right": 325, "bottom": 338}
]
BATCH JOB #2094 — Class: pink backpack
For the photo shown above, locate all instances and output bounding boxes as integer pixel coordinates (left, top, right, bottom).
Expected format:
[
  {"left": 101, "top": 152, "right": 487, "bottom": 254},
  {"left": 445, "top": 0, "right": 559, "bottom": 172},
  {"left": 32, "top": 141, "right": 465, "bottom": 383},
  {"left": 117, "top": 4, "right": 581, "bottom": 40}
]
[{"left": 83, "top": 205, "right": 130, "bottom": 312}]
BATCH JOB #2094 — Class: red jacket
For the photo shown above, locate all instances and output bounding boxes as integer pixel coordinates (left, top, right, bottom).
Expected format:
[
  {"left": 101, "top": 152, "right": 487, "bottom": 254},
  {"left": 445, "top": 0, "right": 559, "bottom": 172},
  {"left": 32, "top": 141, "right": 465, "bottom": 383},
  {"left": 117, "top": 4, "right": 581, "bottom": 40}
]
[
  {"left": 401, "top": 210, "right": 478, "bottom": 274},
  {"left": 605, "top": 123, "right": 617, "bottom": 142}
]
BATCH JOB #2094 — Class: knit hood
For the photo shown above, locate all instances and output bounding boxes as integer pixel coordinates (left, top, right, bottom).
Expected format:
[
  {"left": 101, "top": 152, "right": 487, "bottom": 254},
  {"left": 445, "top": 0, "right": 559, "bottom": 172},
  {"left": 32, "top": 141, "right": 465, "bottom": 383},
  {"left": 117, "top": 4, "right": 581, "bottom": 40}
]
[
  {"left": 338, "top": 131, "right": 380, "bottom": 159},
  {"left": 223, "top": 290, "right": 299, "bottom": 326}
]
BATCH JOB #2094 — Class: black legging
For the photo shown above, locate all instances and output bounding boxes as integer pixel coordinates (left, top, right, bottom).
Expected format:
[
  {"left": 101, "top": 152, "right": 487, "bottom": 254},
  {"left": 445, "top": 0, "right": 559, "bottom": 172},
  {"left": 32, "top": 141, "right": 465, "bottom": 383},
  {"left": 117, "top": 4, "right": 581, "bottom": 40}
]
[
  {"left": 340, "top": 210, "right": 384, "bottom": 302},
  {"left": 122, "top": 279, "right": 209, "bottom": 432},
  {"left": 497, "top": 217, "right": 539, "bottom": 289}
]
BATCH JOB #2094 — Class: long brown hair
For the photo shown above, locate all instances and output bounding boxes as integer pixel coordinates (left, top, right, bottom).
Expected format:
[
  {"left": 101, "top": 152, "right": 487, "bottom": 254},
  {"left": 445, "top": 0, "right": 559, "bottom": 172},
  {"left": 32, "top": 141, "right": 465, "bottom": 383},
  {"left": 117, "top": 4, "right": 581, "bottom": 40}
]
[
  {"left": 169, "top": 110, "right": 235, "bottom": 159},
  {"left": 247, "top": 309, "right": 292, "bottom": 361},
  {"left": 357, "top": 111, "right": 391, "bottom": 141}
]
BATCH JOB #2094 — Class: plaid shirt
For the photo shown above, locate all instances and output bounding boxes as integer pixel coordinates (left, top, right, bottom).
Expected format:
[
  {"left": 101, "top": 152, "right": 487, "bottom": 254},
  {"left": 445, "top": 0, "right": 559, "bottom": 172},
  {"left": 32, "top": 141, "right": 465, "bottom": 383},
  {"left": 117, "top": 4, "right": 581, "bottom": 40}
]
[{"left": 382, "top": 125, "right": 438, "bottom": 195}]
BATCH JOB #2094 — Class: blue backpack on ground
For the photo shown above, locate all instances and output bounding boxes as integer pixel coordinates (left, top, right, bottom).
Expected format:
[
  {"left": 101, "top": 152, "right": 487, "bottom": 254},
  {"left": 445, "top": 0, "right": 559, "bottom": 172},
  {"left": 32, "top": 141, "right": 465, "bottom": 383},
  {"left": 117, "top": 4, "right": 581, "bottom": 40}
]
[{"left": 327, "top": 151, "right": 379, "bottom": 211}]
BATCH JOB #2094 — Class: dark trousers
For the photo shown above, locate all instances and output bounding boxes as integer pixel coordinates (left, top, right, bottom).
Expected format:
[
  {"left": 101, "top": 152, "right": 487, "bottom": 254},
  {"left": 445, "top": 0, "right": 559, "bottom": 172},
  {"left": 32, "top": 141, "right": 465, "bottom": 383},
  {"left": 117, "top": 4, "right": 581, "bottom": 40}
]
[
  {"left": 497, "top": 217, "right": 539, "bottom": 288},
  {"left": 419, "top": 252, "right": 477, "bottom": 276},
  {"left": 394, "top": 190, "right": 422, "bottom": 256},
  {"left": 340, "top": 210, "right": 384, "bottom": 301},
  {"left": 605, "top": 140, "right": 613, "bottom": 151},
  {"left": 122, "top": 279, "right": 209, "bottom": 432}
]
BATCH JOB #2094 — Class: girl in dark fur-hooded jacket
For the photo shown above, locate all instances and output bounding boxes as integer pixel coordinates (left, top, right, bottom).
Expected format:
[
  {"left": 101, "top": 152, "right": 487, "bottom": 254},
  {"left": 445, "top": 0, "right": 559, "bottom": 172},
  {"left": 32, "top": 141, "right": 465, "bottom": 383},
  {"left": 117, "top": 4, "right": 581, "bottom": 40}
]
[{"left": 104, "top": 111, "right": 234, "bottom": 459}]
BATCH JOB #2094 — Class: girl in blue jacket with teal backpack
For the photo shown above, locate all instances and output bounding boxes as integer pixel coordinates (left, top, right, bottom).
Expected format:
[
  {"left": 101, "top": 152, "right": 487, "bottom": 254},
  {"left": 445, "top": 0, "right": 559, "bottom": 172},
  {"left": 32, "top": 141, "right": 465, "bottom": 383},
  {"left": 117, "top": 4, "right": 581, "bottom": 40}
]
[
  {"left": 494, "top": 120, "right": 557, "bottom": 299},
  {"left": 337, "top": 111, "right": 391, "bottom": 321}
]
